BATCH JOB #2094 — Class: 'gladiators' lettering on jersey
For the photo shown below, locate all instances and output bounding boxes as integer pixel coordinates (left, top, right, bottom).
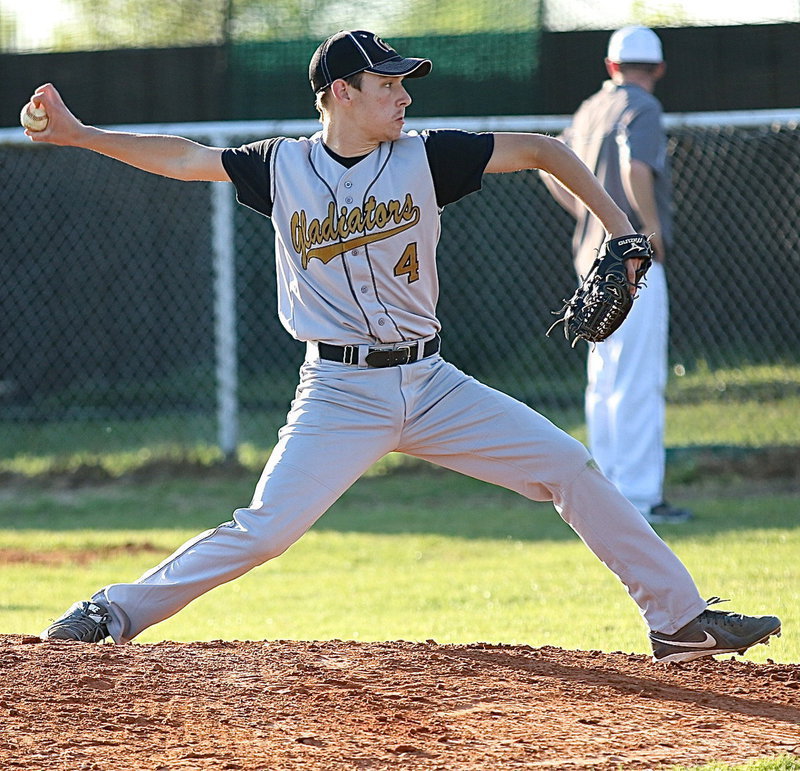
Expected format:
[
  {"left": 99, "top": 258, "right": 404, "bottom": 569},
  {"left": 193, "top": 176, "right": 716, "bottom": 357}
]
[{"left": 290, "top": 193, "right": 421, "bottom": 268}]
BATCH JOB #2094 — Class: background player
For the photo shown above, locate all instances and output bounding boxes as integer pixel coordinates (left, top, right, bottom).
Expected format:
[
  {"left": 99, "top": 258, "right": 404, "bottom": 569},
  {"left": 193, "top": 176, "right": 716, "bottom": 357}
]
[
  {"left": 26, "top": 29, "right": 778, "bottom": 662},
  {"left": 540, "top": 26, "right": 689, "bottom": 525}
]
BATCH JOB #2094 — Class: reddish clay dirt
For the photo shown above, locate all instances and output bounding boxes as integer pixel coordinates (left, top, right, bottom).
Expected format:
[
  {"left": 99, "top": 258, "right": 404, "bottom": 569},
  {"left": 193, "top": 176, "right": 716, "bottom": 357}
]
[{"left": 1, "top": 635, "right": 798, "bottom": 770}]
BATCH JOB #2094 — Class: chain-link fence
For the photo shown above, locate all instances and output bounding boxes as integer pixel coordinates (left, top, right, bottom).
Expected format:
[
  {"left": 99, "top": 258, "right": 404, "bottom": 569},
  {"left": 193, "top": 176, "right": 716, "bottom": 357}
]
[{"left": 1, "top": 110, "right": 798, "bottom": 466}]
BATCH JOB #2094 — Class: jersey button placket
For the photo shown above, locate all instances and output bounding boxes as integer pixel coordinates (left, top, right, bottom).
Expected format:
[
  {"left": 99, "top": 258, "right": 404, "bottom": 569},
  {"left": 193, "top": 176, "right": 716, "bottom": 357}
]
[{"left": 337, "top": 175, "right": 389, "bottom": 341}]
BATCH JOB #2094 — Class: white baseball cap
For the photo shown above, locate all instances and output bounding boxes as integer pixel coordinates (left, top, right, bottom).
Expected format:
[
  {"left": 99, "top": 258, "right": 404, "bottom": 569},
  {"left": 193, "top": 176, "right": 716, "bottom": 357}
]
[{"left": 607, "top": 26, "right": 663, "bottom": 64}]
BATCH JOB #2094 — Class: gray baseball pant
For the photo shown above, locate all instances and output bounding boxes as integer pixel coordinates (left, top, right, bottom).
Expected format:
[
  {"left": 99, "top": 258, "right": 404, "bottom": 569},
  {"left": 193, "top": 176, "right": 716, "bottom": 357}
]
[{"left": 95, "top": 353, "right": 706, "bottom": 643}]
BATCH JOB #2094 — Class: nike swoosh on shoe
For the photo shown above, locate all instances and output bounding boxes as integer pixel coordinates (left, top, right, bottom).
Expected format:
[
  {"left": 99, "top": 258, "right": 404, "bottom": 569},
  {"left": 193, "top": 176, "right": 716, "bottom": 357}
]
[{"left": 649, "top": 631, "right": 717, "bottom": 648}]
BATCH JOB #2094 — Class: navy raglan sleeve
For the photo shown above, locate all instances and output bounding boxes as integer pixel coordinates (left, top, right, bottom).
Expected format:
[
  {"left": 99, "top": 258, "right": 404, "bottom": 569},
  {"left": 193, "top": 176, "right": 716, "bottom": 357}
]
[
  {"left": 421, "top": 129, "right": 495, "bottom": 207},
  {"left": 221, "top": 138, "right": 282, "bottom": 217}
]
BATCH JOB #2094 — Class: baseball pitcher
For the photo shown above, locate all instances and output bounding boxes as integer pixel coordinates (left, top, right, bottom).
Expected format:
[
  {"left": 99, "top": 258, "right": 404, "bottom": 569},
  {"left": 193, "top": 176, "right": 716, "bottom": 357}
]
[{"left": 24, "top": 30, "right": 779, "bottom": 663}]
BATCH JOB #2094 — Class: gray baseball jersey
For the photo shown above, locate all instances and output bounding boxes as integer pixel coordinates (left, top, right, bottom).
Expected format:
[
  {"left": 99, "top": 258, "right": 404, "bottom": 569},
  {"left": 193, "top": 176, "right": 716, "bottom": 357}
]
[
  {"left": 563, "top": 80, "right": 672, "bottom": 277},
  {"left": 222, "top": 129, "right": 491, "bottom": 345},
  {"left": 273, "top": 133, "right": 440, "bottom": 344}
]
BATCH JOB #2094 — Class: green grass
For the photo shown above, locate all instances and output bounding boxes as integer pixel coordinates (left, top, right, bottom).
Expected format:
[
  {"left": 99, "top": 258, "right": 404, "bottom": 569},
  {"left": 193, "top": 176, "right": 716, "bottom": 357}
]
[
  {"left": 673, "top": 759, "right": 800, "bottom": 771},
  {"left": 664, "top": 362, "right": 800, "bottom": 446},
  {"left": 665, "top": 396, "right": 800, "bottom": 447},
  {"left": 668, "top": 362, "right": 800, "bottom": 403},
  {"left": 1, "top": 469, "right": 796, "bottom": 666}
]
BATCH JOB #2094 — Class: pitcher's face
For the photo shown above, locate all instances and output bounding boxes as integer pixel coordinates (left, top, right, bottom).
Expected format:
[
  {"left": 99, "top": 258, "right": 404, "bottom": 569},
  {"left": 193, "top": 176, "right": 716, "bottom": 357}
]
[{"left": 346, "top": 73, "right": 412, "bottom": 143}]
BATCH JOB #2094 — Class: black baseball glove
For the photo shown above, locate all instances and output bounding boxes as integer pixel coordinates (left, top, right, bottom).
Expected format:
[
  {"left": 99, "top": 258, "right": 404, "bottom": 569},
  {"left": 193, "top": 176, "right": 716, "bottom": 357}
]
[{"left": 547, "top": 234, "right": 653, "bottom": 347}]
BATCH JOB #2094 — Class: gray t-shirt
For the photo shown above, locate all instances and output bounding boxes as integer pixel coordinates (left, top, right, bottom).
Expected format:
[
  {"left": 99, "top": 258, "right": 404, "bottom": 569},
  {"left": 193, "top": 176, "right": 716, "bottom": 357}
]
[{"left": 562, "top": 80, "right": 672, "bottom": 276}]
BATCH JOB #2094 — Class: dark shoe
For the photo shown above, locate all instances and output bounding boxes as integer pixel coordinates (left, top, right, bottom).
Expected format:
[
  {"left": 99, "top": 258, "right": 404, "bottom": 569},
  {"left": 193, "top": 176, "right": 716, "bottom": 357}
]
[
  {"left": 650, "top": 597, "right": 781, "bottom": 663},
  {"left": 646, "top": 501, "right": 692, "bottom": 524},
  {"left": 40, "top": 601, "right": 111, "bottom": 642}
]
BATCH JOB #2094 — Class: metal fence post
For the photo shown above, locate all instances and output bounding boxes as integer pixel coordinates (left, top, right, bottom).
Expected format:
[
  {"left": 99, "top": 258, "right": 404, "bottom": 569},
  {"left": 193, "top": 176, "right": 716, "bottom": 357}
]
[{"left": 209, "top": 154, "right": 239, "bottom": 460}]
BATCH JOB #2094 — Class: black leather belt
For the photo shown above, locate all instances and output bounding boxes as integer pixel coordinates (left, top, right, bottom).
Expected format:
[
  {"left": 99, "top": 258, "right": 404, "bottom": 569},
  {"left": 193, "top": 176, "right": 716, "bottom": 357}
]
[{"left": 318, "top": 335, "right": 441, "bottom": 368}]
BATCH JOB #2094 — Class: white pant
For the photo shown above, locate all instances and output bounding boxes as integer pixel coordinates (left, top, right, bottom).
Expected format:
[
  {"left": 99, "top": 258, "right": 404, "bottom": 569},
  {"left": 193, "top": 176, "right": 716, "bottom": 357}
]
[
  {"left": 586, "top": 262, "right": 669, "bottom": 514},
  {"left": 96, "top": 350, "right": 703, "bottom": 643}
]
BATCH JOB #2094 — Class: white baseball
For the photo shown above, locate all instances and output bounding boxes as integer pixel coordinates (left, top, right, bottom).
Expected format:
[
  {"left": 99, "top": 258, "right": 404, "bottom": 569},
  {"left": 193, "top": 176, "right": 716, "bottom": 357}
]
[{"left": 20, "top": 102, "right": 49, "bottom": 132}]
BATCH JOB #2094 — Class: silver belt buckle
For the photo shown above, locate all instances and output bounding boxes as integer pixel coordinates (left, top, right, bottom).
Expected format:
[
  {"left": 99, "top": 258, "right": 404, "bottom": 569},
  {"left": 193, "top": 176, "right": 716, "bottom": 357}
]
[{"left": 395, "top": 345, "right": 413, "bottom": 364}]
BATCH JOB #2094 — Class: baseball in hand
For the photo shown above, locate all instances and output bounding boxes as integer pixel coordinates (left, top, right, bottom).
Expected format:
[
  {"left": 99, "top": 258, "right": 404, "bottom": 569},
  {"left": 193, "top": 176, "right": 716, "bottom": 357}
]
[{"left": 20, "top": 102, "right": 49, "bottom": 132}]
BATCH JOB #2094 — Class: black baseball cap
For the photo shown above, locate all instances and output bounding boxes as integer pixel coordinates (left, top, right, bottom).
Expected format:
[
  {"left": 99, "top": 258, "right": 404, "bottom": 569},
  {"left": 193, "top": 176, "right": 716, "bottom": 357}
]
[{"left": 309, "top": 30, "right": 432, "bottom": 93}]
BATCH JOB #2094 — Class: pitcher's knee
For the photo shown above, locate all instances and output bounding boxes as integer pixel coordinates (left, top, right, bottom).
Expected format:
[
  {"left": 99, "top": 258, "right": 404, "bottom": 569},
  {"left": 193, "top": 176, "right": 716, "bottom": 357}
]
[
  {"left": 519, "top": 436, "right": 593, "bottom": 502},
  {"left": 556, "top": 434, "right": 593, "bottom": 473}
]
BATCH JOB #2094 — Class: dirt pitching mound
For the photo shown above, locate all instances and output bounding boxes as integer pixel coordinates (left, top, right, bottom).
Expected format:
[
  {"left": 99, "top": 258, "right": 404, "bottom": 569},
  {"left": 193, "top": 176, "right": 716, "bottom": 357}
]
[{"left": 1, "top": 635, "right": 798, "bottom": 770}]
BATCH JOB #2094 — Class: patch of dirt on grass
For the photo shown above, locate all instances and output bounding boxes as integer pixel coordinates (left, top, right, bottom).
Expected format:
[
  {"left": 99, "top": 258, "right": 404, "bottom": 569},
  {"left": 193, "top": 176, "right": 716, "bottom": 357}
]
[
  {"left": 1, "top": 636, "right": 797, "bottom": 770},
  {"left": 0, "top": 543, "right": 165, "bottom": 566}
]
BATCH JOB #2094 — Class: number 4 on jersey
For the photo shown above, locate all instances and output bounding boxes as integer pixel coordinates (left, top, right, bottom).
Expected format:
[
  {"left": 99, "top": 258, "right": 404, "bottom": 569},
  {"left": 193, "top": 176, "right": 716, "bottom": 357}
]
[{"left": 394, "top": 243, "right": 420, "bottom": 283}]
